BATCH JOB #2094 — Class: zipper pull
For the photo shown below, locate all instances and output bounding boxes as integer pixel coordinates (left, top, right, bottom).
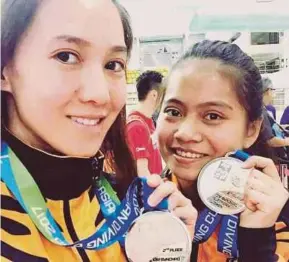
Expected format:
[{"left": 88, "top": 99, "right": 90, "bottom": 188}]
[
  {"left": 91, "top": 157, "right": 100, "bottom": 184},
  {"left": 92, "top": 157, "right": 99, "bottom": 172},
  {"left": 91, "top": 151, "right": 105, "bottom": 184}
]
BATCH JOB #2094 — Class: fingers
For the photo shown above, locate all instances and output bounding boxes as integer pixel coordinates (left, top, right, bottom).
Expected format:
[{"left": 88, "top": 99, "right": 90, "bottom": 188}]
[
  {"left": 242, "top": 156, "right": 280, "bottom": 182},
  {"left": 168, "top": 191, "right": 198, "bottom": 239},
  {"left": 243, "top": 194, "right": 257, "bottom": 212},
  {"left": 240, "top": 156, "right": 289, "bottom": 228},
  {"left": 147, "top": 180, "right": 176, "bottom": 207},
  {"left": 172, "top": 205, "right": 198, "bottom": 239},
  {"left": 243, "top": 168, "right": 289, "bottom": 227},
  {"left": 246, "top": 169, "right": 272, "bottom": 195},
  {"left": 244, "top": 183, "right": 288, "bottom": 214},
  {"left": 244, "top": 187, "right": 270, "bottom": 212},
  {"left": 146, "top": 177, "right": 198, "bottom": 237},
  {"left": 172, "top": 205, "right": 198, "bottom": 225},
  {"left": 146, "top": 174, "right": 163, "bottom": 188},
  {"left": 167, "top": 190, "right": 191, "bottom": 210}
]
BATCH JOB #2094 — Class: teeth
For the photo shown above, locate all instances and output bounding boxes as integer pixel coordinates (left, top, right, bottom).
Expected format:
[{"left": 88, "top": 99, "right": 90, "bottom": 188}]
[
  {"left": 71, "top": 117, "right": 100, "bottom": 126},
  {"left": 176, "top": 149, "right": 204, "bottom": 159}
]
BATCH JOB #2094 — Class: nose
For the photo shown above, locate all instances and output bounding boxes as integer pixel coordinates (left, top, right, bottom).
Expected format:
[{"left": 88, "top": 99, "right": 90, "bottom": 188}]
[
  {"left": 174, "top": 118, "right": 203, "bottom": 143},
  {"left": 77, "top": 65, "right": 110, "bottom": 105}
]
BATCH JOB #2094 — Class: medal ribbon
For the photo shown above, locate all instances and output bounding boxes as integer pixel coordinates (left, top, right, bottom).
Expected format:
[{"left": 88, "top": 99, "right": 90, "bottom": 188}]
[
  {"left": 193, "top": 150, "right": 250, "bottom": 259},
  {"left": 0, "top": 141, "right": 168, "bottom": 249}
]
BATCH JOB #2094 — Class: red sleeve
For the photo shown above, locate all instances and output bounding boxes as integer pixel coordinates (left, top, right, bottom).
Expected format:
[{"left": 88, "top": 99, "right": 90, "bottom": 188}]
[{"left": 126, "top": 121, "right": 150, "bottom": 160}]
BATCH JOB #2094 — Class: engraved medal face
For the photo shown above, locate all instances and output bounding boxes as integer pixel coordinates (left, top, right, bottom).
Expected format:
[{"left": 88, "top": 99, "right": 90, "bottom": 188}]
[
  {"left": 197, "top": 157, "right": 250, "bottom": 215},
  {"left": 125, "top": 211, "right": 192, "bottom": 262}
]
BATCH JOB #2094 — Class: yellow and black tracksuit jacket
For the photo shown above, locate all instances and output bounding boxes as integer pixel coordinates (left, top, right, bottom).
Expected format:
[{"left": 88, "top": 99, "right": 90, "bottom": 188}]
[
  {"left": 1, "top": 130, "right": 126, "bottom": 262},
  {"left": 1, "top": 129, "right": 289, "bottom": 261}
]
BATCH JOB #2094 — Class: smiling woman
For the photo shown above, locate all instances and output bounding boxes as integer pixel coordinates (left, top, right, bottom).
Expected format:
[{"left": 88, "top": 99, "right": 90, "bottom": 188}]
[
  {"left": 1, "top": 0, "right": 129, "bottom": 157},
  {"left": 0, "top": 0, "right": 136, "bottom": 261},
  {"left": 1, "top": 1, "right": 198, "bottom": 261},
  {"left": 156, "top": 40, "right": 289, "bottom": 261}
]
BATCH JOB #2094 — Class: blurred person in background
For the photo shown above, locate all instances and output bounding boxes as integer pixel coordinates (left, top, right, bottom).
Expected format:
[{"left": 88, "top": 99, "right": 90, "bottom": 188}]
[
  {"left": 261, "top": 79, "right": 289, "bottom": 149},
  {"left": 262, "top": 77, "right": 276, "bottom": 120},
  {"left": 126, "top": 71, "right": 164, "bottom": 177},
  {"left": 280, "top": 106, "right": 289, "bottom": 131}
]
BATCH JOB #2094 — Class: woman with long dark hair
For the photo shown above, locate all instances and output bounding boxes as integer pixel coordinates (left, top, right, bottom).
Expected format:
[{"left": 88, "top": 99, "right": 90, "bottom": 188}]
[{"left": 1, "top": 1, "right": 196, "bottom": 261}]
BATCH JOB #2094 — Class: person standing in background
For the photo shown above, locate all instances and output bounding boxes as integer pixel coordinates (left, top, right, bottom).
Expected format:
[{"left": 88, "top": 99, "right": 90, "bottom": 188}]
[
  {"left": 126, "top": 71, "right": 163, "bottom": 177},
  {"left": 280, "top": 106, "right": 289, "bottom": 129},
  {"left": 261, "top": 78, "right": 289, "bottom": 149},
  {"left": 262, "top": 77, "right": 277, "bottom": 120}
]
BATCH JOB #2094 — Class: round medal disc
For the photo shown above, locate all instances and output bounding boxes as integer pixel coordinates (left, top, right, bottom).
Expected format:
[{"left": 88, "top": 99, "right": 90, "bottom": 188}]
[
  {"left": 125, "top": 211, "right": 192, "bottom": 262},
  {"left": 197, "top": 157, "right": 251, "bottom": 215}
]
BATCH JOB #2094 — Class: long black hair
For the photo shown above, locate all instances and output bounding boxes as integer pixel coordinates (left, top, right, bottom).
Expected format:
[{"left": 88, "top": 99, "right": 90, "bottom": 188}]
[{"left": 1, "top": 0, "right": 137, "bottom": 194}]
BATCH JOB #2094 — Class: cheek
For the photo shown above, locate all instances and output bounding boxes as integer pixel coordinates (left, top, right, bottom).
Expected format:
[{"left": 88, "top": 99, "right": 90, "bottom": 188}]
[
  {"left": 157, "top": 128, "right": 166, "bottom": 148},
  {"left": 206, "top": 127, "right": 247, "bottom": 155},
  {"left": 17, "top": 64, "right": 77, "bottom": 105},
  {"left": 156, "top": 121, "right": 173, "bottom": 156},
  {"left": 156, "top": 117, "right": 165, "bottom": 143},
  {"left": 157, "top": 130, "right": 168, "bottom": 161},
  {"left": 10, "top": 76, "right": 70, "bottom": 120},
  {"left": 110, "top": 81, "right": 126, "bottom": 110},
  {"left": 25, "top": 87, "right": 72, "bottom": 116}
]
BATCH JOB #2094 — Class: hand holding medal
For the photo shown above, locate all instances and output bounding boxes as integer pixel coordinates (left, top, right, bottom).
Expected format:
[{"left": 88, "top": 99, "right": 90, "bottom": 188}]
[
  {"left": 125, "top": 175, "right": 197, "bottom": 262},
  {"left": 146, "top": 175, "right": 197, "bottom": 238},
  {"left": 195, "top": 150, "right": 289, "bottom": 259},
  {"left": 240, "top": 156, "right": 289, "bottom": 228},
  {"left": 194, "top": 150, "right": 251, "bottom": 258}
]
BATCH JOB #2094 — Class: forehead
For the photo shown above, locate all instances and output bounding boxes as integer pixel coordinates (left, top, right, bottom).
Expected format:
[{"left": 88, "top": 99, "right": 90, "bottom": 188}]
[
  {"left": 165, "top": 59, "right": 240, "bottom": 105},
  {"left": 24, "top": 0, "right": 125, "bottom": 48}
]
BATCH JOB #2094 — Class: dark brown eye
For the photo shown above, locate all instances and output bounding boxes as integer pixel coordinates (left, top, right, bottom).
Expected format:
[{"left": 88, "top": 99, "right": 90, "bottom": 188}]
[
  {"left": 205, "top": 113, "right": 222, "bottom": 120},
  {"left": 105, "top": 61, "right": 125, "bottom": 72},
  {"left": 164, "top": 108, "right": 182, "bottom": 117},
  {"left": 55, "top": 52, "right": 79, "bottom": 64}
]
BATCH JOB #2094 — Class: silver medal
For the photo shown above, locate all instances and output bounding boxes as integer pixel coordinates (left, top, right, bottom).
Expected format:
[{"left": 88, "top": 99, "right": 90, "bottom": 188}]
[
  {"left": 197, "top": 157, "right": 251, "bottom": 215},
  {"left": 125, "top": 211, "right": 192, "bottom": 262}
]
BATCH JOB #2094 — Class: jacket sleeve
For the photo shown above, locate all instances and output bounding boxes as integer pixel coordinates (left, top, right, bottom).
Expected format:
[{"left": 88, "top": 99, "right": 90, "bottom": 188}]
[
  {"left": 238, "top": 199, "right": 289, "bottom": 262},
  {"left": 276, "top": 198, "right": 289, "bottom": 261},
  {"left": 238, "top": 226, "right": 279, "bottom": 262}
]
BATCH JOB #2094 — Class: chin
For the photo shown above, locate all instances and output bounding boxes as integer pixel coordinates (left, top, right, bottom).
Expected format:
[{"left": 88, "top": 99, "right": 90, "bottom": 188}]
[
  {"left": 73, "top": 151, "right": 98, "bottom": 158},
  {"left": 170, "top": 164, "right": 199, "bottom": 182},
  {"left": 59, "top": 144, "right": 101, "bottom": 158}
]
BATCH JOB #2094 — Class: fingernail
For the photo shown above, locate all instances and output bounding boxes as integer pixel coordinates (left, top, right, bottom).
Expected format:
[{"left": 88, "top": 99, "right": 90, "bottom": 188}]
[
  {"left": 249, "top": 168, "right": 254, "bottom": 176},
  {"left": 241, "top": 162, "right": 249, "bottom": 168},
  {"left": 147, "top": 196, "right": 156, "bottom": 207}
]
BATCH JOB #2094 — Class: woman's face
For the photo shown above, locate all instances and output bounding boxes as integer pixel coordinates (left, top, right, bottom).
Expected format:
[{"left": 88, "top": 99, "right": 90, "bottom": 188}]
[
  {"left": 157, "top": 59, "right": 261, "bottom": 185},
  {"left": 2, "top": 0, "right": 127, "bottom": 157}
]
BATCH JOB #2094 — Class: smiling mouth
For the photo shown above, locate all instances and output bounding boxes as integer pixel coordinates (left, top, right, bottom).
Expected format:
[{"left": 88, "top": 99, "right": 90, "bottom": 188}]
[
  {"left": 69, "top": 116, "right": 104, "bottom": 126},
  {"left": 172, "top": 148, "right": 207, "bottom": 159}
]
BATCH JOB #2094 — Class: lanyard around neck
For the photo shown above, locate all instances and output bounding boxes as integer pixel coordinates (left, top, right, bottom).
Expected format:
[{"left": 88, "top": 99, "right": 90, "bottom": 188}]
[{"left": 0, "top": 141, "right": 168, "bottom": 249}]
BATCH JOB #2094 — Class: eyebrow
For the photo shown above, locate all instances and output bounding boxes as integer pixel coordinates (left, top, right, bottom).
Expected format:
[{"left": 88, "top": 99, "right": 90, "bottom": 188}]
[
  {"left": 54, "top": 35, "right": 90, "bottom": 46},
  {"left": 164, "top": 98, "right": 184, "bottom": 107},
  {"left": 198, "top": 101, "right": 233, "bottom": 110},
  {"left": 53, "top": 35, "right": 127, "bottom": 54},
  {"left": 165, "top": 98, "right": 233, "bottom": 110}
]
